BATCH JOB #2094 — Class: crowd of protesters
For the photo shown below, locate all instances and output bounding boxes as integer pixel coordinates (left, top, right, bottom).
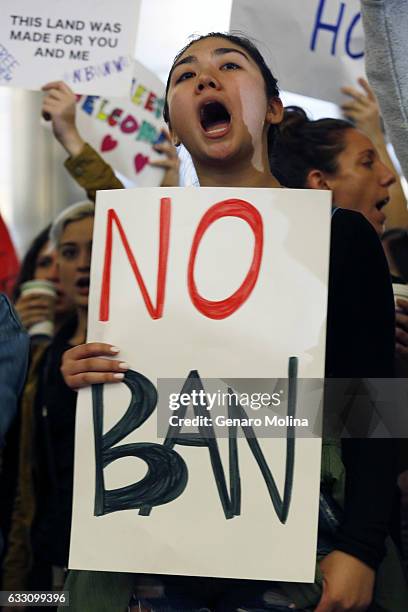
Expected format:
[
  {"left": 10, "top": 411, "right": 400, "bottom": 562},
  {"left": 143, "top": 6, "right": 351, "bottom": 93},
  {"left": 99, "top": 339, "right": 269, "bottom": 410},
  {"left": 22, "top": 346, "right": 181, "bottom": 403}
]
[{"left": 1, "top": 2, "right": 408, "bottom": 610}]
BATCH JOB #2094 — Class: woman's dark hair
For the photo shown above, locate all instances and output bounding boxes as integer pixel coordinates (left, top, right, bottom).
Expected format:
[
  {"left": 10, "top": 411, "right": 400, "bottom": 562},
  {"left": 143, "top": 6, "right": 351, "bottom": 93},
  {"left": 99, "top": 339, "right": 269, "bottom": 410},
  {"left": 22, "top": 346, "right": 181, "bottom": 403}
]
[
  {"left": 12, "top": 225, "right": 51, "bottom": 301},
  {"left": 163, "top": 32, "right": 280, "bottom": 153},
  {"left": 269, "top": 106, "right": 353, "bottom": 188}
]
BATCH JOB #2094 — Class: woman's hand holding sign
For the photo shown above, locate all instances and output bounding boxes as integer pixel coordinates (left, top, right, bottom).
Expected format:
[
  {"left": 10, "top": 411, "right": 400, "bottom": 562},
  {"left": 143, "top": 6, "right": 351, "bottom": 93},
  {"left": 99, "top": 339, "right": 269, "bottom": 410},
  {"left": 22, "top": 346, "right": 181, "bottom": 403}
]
[
  {"left": 42, "top": 80, "right": 85, "bottom": 157},
  {"left": 150, "top": 130, "right": 180, "bottom": 187},
  {"left": 316, "top": 550, "right": 375, "bottom": 612},
  {"left": 61, "top": 342, "right": 128, "bottom": 390}
]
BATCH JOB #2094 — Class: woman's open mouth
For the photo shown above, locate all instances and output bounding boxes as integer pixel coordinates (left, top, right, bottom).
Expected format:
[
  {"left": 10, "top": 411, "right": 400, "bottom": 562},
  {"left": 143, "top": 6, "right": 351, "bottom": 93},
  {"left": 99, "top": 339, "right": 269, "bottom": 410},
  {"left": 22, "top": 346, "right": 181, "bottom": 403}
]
[
  {"left": 76, "top": 276, "right": 90, "bottom": 295},
  {"left": 200, "top": 101, "right": 231, "bottom": 138},
  {"left": 375, "top": 196, "right": 389, "bottom": 211}
]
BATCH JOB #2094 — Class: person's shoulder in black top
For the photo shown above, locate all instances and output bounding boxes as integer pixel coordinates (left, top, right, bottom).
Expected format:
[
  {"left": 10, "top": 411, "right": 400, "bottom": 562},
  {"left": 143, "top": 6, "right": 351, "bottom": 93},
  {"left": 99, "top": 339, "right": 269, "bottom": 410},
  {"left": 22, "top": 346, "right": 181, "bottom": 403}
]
[{"left": 326, "top": 208, "right": 396, "bottom": 569}]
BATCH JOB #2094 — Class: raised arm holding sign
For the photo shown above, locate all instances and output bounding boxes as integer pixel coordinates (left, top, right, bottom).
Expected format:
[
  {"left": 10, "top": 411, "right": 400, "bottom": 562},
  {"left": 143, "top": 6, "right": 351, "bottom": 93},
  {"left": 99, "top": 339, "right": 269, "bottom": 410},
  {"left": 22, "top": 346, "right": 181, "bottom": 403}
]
[{"left": 42, "top": 79, "right": 180, "bottom": 196}]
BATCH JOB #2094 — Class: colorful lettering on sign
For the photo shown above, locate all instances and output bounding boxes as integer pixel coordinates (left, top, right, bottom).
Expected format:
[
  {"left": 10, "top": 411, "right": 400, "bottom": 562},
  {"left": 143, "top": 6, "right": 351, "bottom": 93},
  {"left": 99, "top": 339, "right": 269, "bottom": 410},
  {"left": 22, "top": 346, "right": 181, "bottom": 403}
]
[
  {"left": 76, "top": 75, "right": 165, "bottom": 175},
  {"left": 66, "top": 55, "right": 130, "bottom": 85},
  {"left": 0, "top": 43, "right": 19, "bottom": 82},
  {"left": 130, "top": 79, "right": 165, "bottom": 119},
  {"left": 78, "top": 95, "right": 163, "bottom": 151}
]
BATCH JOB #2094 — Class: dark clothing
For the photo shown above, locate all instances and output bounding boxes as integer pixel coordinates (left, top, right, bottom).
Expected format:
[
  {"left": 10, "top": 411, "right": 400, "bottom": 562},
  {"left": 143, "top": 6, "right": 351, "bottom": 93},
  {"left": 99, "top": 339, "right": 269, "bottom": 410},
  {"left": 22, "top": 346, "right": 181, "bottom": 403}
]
[
  {"left": 0, "top": 295, "right": 29, "bottom": 557},
  {"left": 0, "top": 295, "right": 29, "bottom": 449},
  {"left": 31, "top": 317, "right": 77, "bottom": 570},
  {"left": 2, "top": 317, "right": 78, "bottom": 593},
  {"left": 326, "top": 208, "right": 396, "bottom": 569},
  {"left": 2, "top": 343, "right": 49, "bottom": 590}
]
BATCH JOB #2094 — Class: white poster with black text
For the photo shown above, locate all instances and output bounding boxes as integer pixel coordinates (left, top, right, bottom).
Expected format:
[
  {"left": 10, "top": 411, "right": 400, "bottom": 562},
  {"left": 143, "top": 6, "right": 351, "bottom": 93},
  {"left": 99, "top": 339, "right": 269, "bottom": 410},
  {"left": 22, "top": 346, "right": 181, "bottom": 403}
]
[{"left": 0, "top": 0, "right": 141, "bottom": 96}]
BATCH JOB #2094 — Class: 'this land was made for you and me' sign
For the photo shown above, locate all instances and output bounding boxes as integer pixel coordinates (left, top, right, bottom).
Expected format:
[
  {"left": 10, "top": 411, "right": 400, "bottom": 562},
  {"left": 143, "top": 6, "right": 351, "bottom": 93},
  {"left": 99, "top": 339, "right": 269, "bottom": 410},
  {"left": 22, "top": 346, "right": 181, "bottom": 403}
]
[
  {"left": 70, "top": 187, "right": 331, "bottom": 582},
  {"left": 0, "top": 0, "right": 141, "bottom": 96},
  {"left": 76, "top": 60, "right": 167, "bottom": 186},
  {"left": 230, "top": 0, "right": 364, "bottom": 104}
]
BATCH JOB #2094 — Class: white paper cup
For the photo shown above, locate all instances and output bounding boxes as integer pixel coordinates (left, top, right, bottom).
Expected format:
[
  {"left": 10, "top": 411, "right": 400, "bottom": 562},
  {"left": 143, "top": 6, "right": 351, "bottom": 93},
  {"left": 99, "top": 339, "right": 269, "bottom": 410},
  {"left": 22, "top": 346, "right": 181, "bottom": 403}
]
[
  {"left": 393, "top": 283, "right": 408, "bottom": 307},
  {"left": 20, "top": 279, "right": 57, "bottom": 338}
]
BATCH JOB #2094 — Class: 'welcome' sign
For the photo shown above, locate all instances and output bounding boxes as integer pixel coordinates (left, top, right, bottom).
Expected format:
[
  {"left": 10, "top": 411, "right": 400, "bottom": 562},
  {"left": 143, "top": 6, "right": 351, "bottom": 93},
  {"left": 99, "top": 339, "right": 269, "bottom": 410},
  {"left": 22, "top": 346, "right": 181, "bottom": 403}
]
[{"left": 76, "top": 60, "right": 166, "bottom": 185}]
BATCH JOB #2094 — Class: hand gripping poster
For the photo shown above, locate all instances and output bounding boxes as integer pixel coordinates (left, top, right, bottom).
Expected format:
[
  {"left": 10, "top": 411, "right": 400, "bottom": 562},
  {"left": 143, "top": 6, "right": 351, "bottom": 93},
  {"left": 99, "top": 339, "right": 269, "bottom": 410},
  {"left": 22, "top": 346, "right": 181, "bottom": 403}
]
[
  {"left": 69, "top": 186, "right": 331, "bottom": 582},
  {"left": 230, "top": 0, "right": 364, "bottom": 104},
  {"left": 0, "top": 0, "right": 141, "bottom": 96}
]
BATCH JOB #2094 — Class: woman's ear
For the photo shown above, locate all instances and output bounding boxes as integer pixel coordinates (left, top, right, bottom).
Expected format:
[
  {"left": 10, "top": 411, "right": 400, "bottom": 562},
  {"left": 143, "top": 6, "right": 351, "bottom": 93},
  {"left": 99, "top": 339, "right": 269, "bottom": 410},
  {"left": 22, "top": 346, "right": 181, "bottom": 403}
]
[
  {"left": 168, "top": 126, "right": 181, "bottom": 147},
  {"left": 306, "top": 169, "right": 331, "bottom": 190},
  {"left": 266, "top": 97, "right": 284, "bottom": 126}
]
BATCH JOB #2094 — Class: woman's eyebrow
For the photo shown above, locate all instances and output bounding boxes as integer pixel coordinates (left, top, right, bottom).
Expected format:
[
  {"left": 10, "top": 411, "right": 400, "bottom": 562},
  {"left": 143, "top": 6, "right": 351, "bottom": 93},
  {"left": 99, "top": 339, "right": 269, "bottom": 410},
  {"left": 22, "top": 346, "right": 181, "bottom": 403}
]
[
  {"left": 173, "top": 55, "right": 197, "bottom": 71},
  {"left": 58, "top": 241, "right": 76, "bottom": 248},
  {"left": 172, "top": 47, "right": 249, "bottom": 72},
  {"left": 213, "top": 47, "right": 249, "bottom": 61},
  {"left": 358, "top": 148, "right": 376, "bottom": 158}
]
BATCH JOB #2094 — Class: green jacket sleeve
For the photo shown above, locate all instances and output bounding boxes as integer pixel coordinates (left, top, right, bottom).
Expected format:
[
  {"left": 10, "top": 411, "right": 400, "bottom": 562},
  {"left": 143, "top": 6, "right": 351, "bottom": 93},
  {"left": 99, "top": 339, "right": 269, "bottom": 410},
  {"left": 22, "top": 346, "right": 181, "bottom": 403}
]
[{"left": 64, "top": 143, "right": 124, "bottom": 202}]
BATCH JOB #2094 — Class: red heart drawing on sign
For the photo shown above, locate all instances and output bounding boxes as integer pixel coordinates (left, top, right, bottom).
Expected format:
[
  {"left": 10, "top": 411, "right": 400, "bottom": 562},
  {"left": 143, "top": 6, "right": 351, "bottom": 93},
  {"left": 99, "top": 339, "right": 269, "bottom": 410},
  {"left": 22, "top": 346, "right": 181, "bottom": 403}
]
[
  {"left": 101, "top": 135, "right": 118, "bottom": 152},
  {"left": 134, "top": 153, "right": 149, "bottom": 174}
]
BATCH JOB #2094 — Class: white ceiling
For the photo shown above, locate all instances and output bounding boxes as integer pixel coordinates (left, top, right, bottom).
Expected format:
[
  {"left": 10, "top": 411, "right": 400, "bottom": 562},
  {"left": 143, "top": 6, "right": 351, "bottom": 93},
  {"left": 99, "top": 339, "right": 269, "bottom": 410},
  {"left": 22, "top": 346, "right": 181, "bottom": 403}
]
[{"left": 135, "top": 0, "right": 234, "bottom": 83}]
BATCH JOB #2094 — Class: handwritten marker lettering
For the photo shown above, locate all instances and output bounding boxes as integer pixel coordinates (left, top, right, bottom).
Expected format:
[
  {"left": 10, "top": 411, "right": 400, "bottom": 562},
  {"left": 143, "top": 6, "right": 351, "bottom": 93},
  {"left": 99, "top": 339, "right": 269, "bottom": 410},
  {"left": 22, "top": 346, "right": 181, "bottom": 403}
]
[
  {"left": 74, "top": 60, "right": 166, "bottom": 180},
  {"left": 78, "top": 95, "right": 161, "bottom": 145},
  {"left": 99, "top": 198, "right": 264, "bottom": 322},
  {"left": 92, "top": 359, "right": 297, "bottom": 522},
  {"left": 65, "top": 55, "right": 130, "bottom": 84},
  {"left": 0, "top": 43, "right": 19, "bottom": 81},
  {"left": 100, "top": 200, "right": 171, "bottom": 322},
  {"left": 92, "top": 368, "right": 188, "bottom": 516},
  {"left": 310, "top": 0, "right": 364, "bottom": 59}
]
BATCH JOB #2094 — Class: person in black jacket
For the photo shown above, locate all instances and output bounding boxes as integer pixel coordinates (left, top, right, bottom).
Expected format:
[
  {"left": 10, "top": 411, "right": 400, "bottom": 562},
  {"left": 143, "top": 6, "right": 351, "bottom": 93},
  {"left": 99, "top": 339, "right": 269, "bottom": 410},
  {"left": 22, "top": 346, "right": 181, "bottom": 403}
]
[{"left": 270, "top": 106, "right": 403, "bottom": 562}]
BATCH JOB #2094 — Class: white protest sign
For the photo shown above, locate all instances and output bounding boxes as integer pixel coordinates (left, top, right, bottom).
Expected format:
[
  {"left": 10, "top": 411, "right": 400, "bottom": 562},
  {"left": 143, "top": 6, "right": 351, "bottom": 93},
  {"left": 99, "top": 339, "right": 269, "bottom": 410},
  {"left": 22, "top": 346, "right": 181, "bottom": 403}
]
[
  {"left": 0, "top": 0, "right": 141, "bottom": 96},
  {"left": 230, "top": 0, "right": 364, "bottom": 104},
  {"left": 69, "top": 187, "right": 331, "bottom": 582},
  {"left": 76, "top": 59, "right": 166, "bottom": 186}
]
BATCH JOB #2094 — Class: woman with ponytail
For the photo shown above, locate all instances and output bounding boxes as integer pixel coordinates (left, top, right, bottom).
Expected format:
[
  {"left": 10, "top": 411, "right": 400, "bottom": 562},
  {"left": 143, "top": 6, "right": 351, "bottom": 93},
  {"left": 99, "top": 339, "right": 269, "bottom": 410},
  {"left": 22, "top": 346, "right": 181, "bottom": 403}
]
[{"left": 270, "top": 106, "right": 395, "bottom": 236}]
